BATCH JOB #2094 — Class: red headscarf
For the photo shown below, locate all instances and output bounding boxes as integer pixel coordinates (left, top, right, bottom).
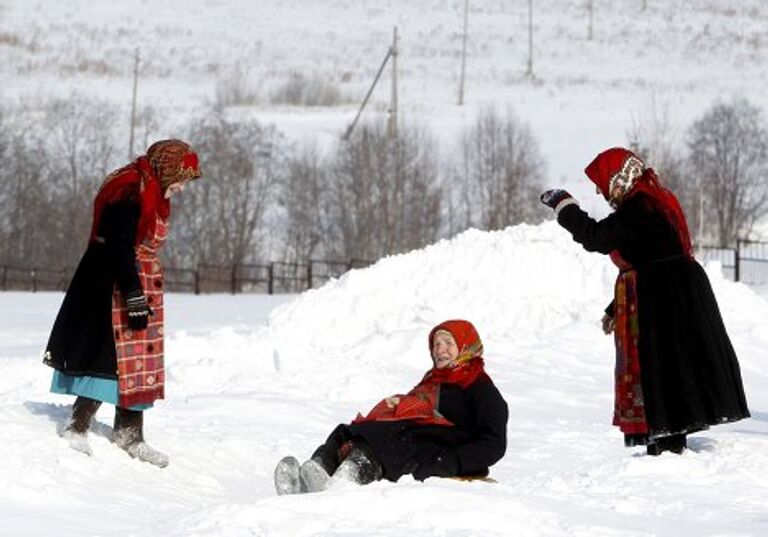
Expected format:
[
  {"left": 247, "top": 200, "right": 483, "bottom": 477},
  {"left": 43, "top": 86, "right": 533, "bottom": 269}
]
[
  {"left": 89, "top": 139, "right": 201, "bottom": 245},
  {"left": 352, "top": 320, "right": 488, "bottom": 426},
  {"left": 584, "top": 147, "right": 693, "bottom": 257}
]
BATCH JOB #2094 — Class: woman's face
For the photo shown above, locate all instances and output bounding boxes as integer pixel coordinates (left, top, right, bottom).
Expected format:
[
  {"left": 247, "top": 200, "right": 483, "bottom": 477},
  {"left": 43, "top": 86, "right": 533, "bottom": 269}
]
[
  {"left": 164, "top": 180, "right": 188, "bottom": 199},
  {"left": 431, "top": 330, "right": 459, "bottom": 369}
]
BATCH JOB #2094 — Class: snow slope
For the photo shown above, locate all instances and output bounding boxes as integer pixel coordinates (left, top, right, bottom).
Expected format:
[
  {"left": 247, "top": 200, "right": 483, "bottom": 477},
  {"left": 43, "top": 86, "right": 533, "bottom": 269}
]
[{"left": 2, "top": 221, "right": 768, "bottom": 536}]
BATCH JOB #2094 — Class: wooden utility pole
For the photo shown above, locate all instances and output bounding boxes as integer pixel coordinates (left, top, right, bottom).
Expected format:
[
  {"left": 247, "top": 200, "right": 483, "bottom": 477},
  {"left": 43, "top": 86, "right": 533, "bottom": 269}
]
[
  {"left": 387, "top": 26, "right": 399, "bottom": 139},
  {"left": 526, "top": 0, "right": 534, "bottom": 78},
  {"left": 458, "top": 0, "right": 469, "bottom": 106},
  {"left": 128, "top": 48, "right": 139, "bottom": 160},
  {"left": 343, "top": 27, "right": 399, "bottom": 141}
]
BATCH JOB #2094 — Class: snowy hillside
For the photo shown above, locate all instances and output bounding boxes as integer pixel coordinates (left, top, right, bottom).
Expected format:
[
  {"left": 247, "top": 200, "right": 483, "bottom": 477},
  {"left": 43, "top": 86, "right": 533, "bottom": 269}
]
[
  {"left": 2, "top": 0, "right": 767, "bottom": 208},
  {"left": 2, "top": 221, "right": 768, "bottom": 536}
]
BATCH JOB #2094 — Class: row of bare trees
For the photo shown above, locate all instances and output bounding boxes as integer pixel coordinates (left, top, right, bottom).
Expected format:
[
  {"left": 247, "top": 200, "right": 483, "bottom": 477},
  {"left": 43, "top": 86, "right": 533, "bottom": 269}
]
[
  {"left": 2, "top": 94, "right": 766, "bottom": 278},
  {"left": 629, "top": 97, "right": 768, "bottom": 247},
  {"left": 0, "top": 98, "right": 546, "bottom": 272}
]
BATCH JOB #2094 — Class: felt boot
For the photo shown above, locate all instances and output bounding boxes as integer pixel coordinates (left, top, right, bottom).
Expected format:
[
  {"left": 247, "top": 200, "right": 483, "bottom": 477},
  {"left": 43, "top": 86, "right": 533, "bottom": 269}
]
[
  {"left": 113, "top": 407, "right": 169, "bottom": 468},
  {"left": 332, "top": 444, "right": 383, "bottom": 485},
  {"left": 647, "top": 433, "right": 687, "bottom": 456},
  {"left": 58, "top": 396, "right": 102, "bottom": 456},
  {"left": 274, "top": 456, "right": 303, "bottom": 495}
]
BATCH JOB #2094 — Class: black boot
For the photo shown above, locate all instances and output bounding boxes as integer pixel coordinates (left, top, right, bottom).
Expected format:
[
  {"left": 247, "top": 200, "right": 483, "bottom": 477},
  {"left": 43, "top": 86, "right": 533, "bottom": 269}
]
[
  {"left": 113, "top": 407, "right": 168, "bottom": 467},
  {"left": 58, "top": 397, "right": 102, "bottom": 455},
  {"left": 333, "top": 442, "right": 383, "bottom": 485},
  {"left": 70, "top": 397, "right": 102, "bottom": 433},
  {"left": 647, "top": 433, "right": 687, "bottom": 456}
]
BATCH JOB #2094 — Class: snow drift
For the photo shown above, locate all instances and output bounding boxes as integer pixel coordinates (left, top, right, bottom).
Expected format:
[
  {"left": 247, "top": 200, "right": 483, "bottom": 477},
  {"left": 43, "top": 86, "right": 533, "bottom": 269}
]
[{"left": 2, "top": 221, "right": 768, "bottom": 536}]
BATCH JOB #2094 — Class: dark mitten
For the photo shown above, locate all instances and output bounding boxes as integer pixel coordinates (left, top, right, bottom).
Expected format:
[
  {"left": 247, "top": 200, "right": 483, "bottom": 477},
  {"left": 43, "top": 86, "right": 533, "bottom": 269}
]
[
  {"left": 539, "top": 189, "right": 574, "bottom": 210},
  {"left": 125, "top": 291, "right": 151, "bottom": 331},
  {"left": 413, "top": 448, "right": 460, "bottom": 481}
]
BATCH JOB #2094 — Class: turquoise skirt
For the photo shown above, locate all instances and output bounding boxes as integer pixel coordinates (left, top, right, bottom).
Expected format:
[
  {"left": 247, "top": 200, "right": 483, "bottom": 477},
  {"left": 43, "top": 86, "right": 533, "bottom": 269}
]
[{"left": 51, "top": 370, "right": 152, "bottom": 411}]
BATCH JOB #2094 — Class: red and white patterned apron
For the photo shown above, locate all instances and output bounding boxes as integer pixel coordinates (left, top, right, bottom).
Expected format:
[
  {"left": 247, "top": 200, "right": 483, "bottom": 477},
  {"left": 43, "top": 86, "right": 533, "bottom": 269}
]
[
  {"left": 612, "top": 269, "right": 648, "bottom": 435},
  {"left": 112, "top": 215, "right": 167, "bottom": 408}
]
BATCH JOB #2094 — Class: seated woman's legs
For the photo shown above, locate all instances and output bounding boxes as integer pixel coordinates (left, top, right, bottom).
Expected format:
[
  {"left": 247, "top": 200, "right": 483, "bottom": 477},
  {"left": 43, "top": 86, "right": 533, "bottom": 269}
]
[{"left": 275, "top": 426, "right": 384, "bottom": 494}]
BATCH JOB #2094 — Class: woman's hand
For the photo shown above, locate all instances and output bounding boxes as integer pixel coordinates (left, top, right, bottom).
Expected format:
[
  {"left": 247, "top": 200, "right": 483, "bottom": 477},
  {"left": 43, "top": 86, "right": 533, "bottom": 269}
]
[
  {"left": 125, "top": 291, "right": 152, "bottom": 331},
  {"left": 601, "top": 313, "right": 615, "bottom": 335},
  {"left": 385, "top": 397, "right": 400, "bottom": 409},
  {"left": 413, "top": 448, "right": 460, "bottom": 481}
]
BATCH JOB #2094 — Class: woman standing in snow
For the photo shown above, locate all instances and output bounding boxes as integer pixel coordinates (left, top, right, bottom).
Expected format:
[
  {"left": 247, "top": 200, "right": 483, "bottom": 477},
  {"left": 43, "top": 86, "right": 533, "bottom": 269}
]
[
  {"left": 44, "top": 139, "right": 201, "bottom": 467},
  {"left": 274, "top": 319, "right": 508, "bottom": 494},
  {"left": 540, "top": 147, "right": 749, "bottom": 455}
]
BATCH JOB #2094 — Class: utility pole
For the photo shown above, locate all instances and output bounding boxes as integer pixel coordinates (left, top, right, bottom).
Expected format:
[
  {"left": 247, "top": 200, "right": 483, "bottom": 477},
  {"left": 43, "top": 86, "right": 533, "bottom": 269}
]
[
  {"left": 698, "top": 193, "right": 705, "bottom": 247},
  {"left": 387, "top": 26, "right": 399, "bottom": 139},
  {"left": 128, "top": 48, "right": 139, "bottom": 160},
  {"left": 343, "top": 28, "right": 399, "bottom": 141},
  {"left": 526, "top": 0, "right": 534, "bottom": 78},
  {"left": 458, "top": 0, "right": 469, "bottom": 106}
]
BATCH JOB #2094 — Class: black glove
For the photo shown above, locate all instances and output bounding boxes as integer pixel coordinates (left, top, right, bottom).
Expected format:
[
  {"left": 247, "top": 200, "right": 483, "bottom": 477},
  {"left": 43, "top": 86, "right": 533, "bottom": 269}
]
[
  {"left": 125, "top": 291, "right": 151, "bottom": 331},
  {"left": 412, "top": 448, "right": 460, "bottom": 481},
  {"left": 601, "top": 313, "right": 615, "bottom": 335},
  {"left": 540, "top": 189, "right": 574, "bottom": 210}
]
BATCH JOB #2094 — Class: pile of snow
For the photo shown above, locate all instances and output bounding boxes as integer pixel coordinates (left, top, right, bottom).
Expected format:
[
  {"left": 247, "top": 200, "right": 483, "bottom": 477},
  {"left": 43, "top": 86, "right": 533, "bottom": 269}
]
[{"left": 2, "top": 221, "right": 768, "bottom": 536}]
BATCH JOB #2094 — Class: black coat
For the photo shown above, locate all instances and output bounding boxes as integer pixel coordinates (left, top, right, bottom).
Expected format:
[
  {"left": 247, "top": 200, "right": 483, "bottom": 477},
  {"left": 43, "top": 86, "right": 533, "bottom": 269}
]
[
  {"left": 315, "top": 375, "right": 508, "bottom": 481},
  {"left": 557, "top": 194, "right": 750, "bottom": 437},
  {"left": 44, "top": 200, "right": 142, "bottom": 379}
]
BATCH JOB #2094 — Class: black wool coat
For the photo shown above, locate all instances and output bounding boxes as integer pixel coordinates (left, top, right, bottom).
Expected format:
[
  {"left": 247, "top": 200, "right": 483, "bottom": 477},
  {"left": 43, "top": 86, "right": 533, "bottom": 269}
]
[
  {"left": 557, "top": 193, "right": 750, "bottom": 437},
  {"left": 315, "top": 375, "right": 508, "bottom": 481},
  {"left": 44, "top": 200, "right": 142, "bottom": 379}
]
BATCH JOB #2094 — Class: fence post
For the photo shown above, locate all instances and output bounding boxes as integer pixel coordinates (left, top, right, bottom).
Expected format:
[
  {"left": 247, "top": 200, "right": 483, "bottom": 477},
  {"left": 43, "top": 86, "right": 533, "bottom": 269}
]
[
  {"left": 268, "top": 263, "right": 274, "bottom": 295},
  {"left": 194, "top": 267, "right": 200, "bottom": 295},
  {"left": 31, "top": 267, "right": 37, "bottom": 292},
  {"left": 735, "top": 240, "right": 741, "bottom": 282},
  {"left": 231, "top": 264, "right": 238, "bottom": 294},
  {"left": 307, "top": 261, "right": 313, "bottom": 290},
  {"left": 1, "top": 266, "right": 5, "bottom": 290}
]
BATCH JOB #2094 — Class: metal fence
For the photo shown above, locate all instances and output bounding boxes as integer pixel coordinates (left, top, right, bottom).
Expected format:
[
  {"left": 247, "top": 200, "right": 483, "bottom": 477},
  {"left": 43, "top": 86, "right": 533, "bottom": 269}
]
[
  {"left": 697, "top": 239, "right": 768, "bottom": 285},
  {"left": 3, "top": 241, "right": 768, "bottom": 293},
  {"left": 0, "top": 258, "right": 372, "bottom": 294}
]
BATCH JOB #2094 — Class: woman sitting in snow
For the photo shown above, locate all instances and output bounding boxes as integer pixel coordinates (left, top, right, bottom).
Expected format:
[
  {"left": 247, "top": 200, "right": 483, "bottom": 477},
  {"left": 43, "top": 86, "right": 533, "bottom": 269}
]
[
  {"left": 274, "top": 319, "right": 508, "bottom": 494},
  {"left": 540, "top": 147, "right": 750, "bottom": 456}
]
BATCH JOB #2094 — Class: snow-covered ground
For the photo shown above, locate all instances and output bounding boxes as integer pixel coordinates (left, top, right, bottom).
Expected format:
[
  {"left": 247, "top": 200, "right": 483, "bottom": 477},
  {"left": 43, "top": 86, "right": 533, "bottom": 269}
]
[{"left": 2, "top": 221, "right": 768, "bottom": 536}]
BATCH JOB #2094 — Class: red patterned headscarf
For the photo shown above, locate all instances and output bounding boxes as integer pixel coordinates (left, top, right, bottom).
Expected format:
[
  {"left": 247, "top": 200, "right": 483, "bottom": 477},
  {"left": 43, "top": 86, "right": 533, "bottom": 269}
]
[
  {"left": 90, "top": 139, "right": 201, "bottom": 245},
  {"left": 147, "top": 139, "right": 202, "bottom": 189},
  {"left": 585, "top": 147, "right": 692, "bottom": 257},
  {"left": 352, "top": 320, "right": 488, "bottom": 426}
]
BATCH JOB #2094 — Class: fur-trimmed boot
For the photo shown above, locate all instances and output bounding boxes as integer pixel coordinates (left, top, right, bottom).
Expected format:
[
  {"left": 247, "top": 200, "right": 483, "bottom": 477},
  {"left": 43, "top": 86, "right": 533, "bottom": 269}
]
[
  {"left": 113, "top": 407, "right": 169, "bottom": 468},
  {"left": 58, "top": 396, "right": 102, "bottom": 456}
]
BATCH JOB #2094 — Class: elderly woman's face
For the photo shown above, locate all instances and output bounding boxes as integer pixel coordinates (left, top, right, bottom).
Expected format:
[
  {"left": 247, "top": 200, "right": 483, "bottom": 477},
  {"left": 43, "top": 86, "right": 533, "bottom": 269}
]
[
  {"left": 164, "top": 179, "right": 189, "bottom": 199},
  {"left": 431, "top": 330, "right": 459, "bottom": 369}
]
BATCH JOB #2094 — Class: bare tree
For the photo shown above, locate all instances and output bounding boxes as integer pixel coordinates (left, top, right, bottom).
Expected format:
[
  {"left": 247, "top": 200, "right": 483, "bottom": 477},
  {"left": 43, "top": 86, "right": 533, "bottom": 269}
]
[
  {"left": 42, "top": 95, "right": 121, "bottom": 266},
  {"left": 0, "top": 129, "right": 50, "bottom": 267},
  {"left": 0, "top": 98, "right": 122, "bottom": 269},
  {"left": 168, "top": 112, "right": 281, "bottom": 267},
  {"left": 326, "top": 121, "right": 442, "bottom": 261},
  {"left": 626, "top": 100, "right": 696, "bottom": 239},
  {"left": 687, "top": 98, "right": 768, "bottom": 246},
  {"left": 452, "top": 106, "right": 545, "bottom": 232},
  {"left": 279, "top": 144, "right": 329, "bottom": 263}
]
